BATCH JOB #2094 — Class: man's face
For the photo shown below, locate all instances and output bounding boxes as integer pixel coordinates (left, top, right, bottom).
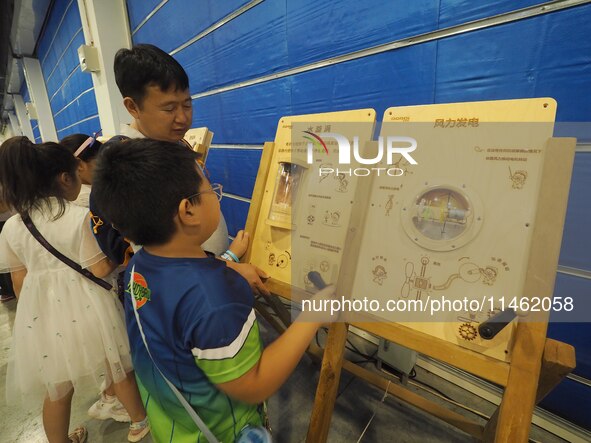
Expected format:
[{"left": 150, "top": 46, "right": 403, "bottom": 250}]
[{"left": 130, "top": 85, "right": 193, "bottom": 142}]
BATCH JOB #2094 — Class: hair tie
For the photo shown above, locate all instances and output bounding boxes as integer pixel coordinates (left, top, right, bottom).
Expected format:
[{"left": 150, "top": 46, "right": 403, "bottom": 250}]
[{"left": 74, "top": 129, "right": 102, "bottom": 158}]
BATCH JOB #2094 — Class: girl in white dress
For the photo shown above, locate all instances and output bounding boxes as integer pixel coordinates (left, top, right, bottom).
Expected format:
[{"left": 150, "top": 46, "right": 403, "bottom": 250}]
[{"left": 0, "top": 137, "right": 149, "bottom": 443}]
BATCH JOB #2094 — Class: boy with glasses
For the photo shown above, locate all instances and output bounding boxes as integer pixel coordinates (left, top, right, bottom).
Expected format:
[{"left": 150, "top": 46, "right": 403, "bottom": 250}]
[{"left": 92, "top": 138, "right": 335, "bottom": 442}]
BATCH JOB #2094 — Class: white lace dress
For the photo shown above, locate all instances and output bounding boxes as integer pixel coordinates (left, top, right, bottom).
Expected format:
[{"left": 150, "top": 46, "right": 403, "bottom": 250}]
[{"left": 0, "top": 199, "right": 132, "bottom": 406}]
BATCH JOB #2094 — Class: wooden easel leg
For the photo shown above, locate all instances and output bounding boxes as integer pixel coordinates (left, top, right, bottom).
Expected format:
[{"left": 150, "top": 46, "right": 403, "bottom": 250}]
[
  {"left": 306, "top": 322, "right": 348, "bottom": 443},
  {"left": 483, "top": 338, "right": 576, "bottom": 442}
]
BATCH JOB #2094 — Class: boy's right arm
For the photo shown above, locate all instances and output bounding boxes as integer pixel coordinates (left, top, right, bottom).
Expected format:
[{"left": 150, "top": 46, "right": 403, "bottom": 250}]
[
  {"left": 216, "top": 285, "right": 337, "bottom": 405},
  {"left": 216, "top": 320, "right": 322, "bottom": 404}
]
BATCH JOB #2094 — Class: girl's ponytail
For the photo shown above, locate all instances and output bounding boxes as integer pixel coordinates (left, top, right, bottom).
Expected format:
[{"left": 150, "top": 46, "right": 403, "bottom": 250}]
[{"left": 0, "top": 136, "right": 78, "bottom": 218}]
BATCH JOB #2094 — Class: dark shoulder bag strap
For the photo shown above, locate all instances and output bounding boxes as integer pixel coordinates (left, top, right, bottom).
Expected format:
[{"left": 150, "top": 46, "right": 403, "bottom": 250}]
[{"left": 22, "top": 214, "right": 113, "bottom": 291}]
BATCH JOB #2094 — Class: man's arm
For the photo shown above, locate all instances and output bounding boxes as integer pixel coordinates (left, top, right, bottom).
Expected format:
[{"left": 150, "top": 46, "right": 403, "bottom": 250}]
[{"left": 89, "top": 192, "right": 133, "bottom": 265}]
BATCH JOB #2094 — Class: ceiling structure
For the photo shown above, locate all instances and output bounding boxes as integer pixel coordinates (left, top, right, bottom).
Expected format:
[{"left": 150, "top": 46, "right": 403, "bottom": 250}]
[{"left": 0, "top": 0, "right": 51, "bottom": 126}]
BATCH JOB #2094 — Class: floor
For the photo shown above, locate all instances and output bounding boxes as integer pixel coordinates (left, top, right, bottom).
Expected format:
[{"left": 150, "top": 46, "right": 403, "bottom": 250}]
[{"left": 0, "top": 296, "right": 568, "bottom": 442}]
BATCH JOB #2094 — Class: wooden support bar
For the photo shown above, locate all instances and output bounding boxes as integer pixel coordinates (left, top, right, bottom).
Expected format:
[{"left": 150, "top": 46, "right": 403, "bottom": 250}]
[
  {"left": 356, "top": 321, "right": 510, "bottom": 387},
  {"left": 307, "top": 344, "right": 485, "bottom": 440},
  {"left": 488, "top": 138, "right": 576, "bottom": 443},
  {"left": 483, "top": 338, "right": 576, "bottom": 441},
  {"left": 306, "top": 323, "right": 349, "bottom": 443},
  {"left": 243, "top": 141, "right": 275, "bottom": 265}
]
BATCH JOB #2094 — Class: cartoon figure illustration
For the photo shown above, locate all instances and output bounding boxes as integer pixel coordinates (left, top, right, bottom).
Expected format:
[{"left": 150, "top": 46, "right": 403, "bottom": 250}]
[
  {"left": 335, "top": 172, "right": 349, "bottom": 193},
  {"left": 268, "top": 253, "right": 276, "bottom": 266},
  {"left": 322, "top": 210, "right": 341, "bottom": 227},
  {"left": 372, "top": 265, "right": 388, "bottom": 286},
  {"left": 509, "top": 166, "right": 528, "bottom": 189},
  {"left": 319, "top": 164, "right": 333, "bottom": 183},
  {"left": 320, "top": 260, "right": 330, "bottom": 273},
  {"left": 385, "top": 195, "right": 394, "bottom": 216}
]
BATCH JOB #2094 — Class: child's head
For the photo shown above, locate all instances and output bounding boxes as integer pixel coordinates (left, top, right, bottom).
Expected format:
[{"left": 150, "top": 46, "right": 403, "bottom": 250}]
[
  {"left": 0, "top": 136, "right": 80, "bottom": 217},
  {"left": 114, "top": 44, "right": 191, "bottom": 143},
  {"left": 92, "top": 138, "right": 220, "bottom": 247},
  {"left": 60, "top": 133, "right": 103, "bottom": 185}
]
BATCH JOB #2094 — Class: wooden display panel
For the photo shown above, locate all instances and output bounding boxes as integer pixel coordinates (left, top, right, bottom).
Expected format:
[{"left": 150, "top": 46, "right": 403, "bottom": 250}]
[
  {"left": 243, "top": 100, "right": 576, "bottom": 443},
  {"left": 249, "top": 109, "right": 376, "bottom": 293},
  {"left": 344, "top": 98, "right": 557, "bottom": 362}
]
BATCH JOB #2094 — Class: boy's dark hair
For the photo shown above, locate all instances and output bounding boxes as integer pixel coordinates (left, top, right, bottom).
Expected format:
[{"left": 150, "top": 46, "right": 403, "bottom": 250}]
[
  {"left": 60, "top": 133, "right": 103, "bottom": 162},
  {"left": 0, "top": 136, "right": 78, "bottom": 218},
  {"left": 114, "top": 44, "right": 189, "bottom": 106},
  {"left": 92, "top": 138, "right": 202, "bottom": 246}
]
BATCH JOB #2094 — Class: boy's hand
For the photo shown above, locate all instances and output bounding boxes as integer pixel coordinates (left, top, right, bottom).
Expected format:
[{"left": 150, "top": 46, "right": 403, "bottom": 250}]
[
  {"left": 298, "top": 285, "right": 340, "bottom": 325},
  {"left": 229, "top": 230, "right": 249, "bottom": 259},
  {"left": 226, "top": 261, "right": 270, "bottom": 296}
]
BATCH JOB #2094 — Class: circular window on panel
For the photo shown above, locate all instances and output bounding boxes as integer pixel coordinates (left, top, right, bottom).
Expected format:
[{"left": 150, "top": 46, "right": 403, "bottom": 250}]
[{"left": 402, "top": 185, "right": 482, "bottom": 251}]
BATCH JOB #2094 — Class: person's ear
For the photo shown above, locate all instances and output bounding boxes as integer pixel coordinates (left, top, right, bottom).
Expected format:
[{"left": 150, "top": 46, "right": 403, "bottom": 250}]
[
  {"left": 58, "top": 172, "right": 70, "bottom": 186},
  {"left": 177, "top": 198, "right": 201, "bottom": 228},
  {"left": 57, "top": 172, "right": 76, "bottom": 191},
  {"left": 123, "top": 97, "right": 140, "bottom": 119}
]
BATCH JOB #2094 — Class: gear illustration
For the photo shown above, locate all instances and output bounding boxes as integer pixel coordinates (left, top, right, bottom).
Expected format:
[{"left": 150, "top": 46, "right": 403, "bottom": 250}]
[{"left": 458, "top": 323, "right": 478, "bottom": 341}]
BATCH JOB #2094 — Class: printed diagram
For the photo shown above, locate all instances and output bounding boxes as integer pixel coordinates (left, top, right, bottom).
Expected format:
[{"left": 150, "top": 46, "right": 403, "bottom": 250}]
[
  {"left": 267, "top": 251, "right": 291, "bottom": 268},
  {"left": 319, "top": 164, "right": 333, "bottom": 183},
  {"left": 412, "top": 188, "right": 471, "bottom": 241},
  {"left": 385, "top": 195, "right": 394, "bottom": 216},
  {"left": 317, "top": 164, "right": 349, "bottom": 193},
  {"left": 392, "top": 156, "right": 414, "bottom": 176},
  {"left": 307, "top": 204, "right": 316, "bottom": 225},
  {"left": 432, "top": 262, "right": 498, "bottom": 290},
  {"left": 400, "top": 257, "right": 509, "bottom": 300},
  {"left": 401, "top": 257, "right": 431, "bottom": 299},
  {"left": 322, "top": 210, "right": 341, "bottom": 227},
  {"left": 458, "top": 323, "right": 478, "bottom": 341},
  {"left": 508, "top": 166, "right": 528, "bottom": 189},
  {"left": 303, "top": 259, "right": 332, "bottom": 290}
]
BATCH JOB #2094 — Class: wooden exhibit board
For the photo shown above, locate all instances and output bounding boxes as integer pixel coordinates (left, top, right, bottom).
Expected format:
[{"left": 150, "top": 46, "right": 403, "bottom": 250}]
[
  {"left": 243, "top": 100, "right": 577, "bottom": 442},
  {"left": 248, "top": 109, "right": 376, "bottom": 291},
  {"left": 183, "top": 126, "right": 214, "bottom": 162}
]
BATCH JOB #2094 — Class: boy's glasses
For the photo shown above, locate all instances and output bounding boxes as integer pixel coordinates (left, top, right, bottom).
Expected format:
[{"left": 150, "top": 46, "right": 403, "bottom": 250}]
[
  {"left": 74, "top": 129, "right": 102, "bottom": 157},
  {"left": 186, "top": 183, "right": 223, "bottom": 202}
]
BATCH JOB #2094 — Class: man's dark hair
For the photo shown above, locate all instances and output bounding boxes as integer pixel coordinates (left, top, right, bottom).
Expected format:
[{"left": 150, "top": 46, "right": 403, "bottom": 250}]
[
  {"left": 92, "top": 138, "right": 202, "bottom": 246},
  {"left": 114, "top": 44, "right": 189, "bottom": 105}
]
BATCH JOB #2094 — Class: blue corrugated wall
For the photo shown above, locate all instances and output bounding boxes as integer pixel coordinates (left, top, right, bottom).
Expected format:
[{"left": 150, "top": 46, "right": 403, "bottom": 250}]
[
  {"left": 26, "top": 0, "right": 588, "bottom": 430},
  {"left": 36, "top": 0, "right": 100, "bottom": 139}
]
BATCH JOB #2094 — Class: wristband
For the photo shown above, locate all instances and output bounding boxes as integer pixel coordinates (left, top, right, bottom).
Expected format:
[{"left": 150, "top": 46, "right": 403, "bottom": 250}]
[{"left": 223, "top": 249, "right": 240, "bottom": 263}]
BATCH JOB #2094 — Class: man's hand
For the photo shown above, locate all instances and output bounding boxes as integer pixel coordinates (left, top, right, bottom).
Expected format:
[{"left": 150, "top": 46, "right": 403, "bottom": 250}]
[{"left": 226, "top": 261, "right": 270, "bottom": 296}]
